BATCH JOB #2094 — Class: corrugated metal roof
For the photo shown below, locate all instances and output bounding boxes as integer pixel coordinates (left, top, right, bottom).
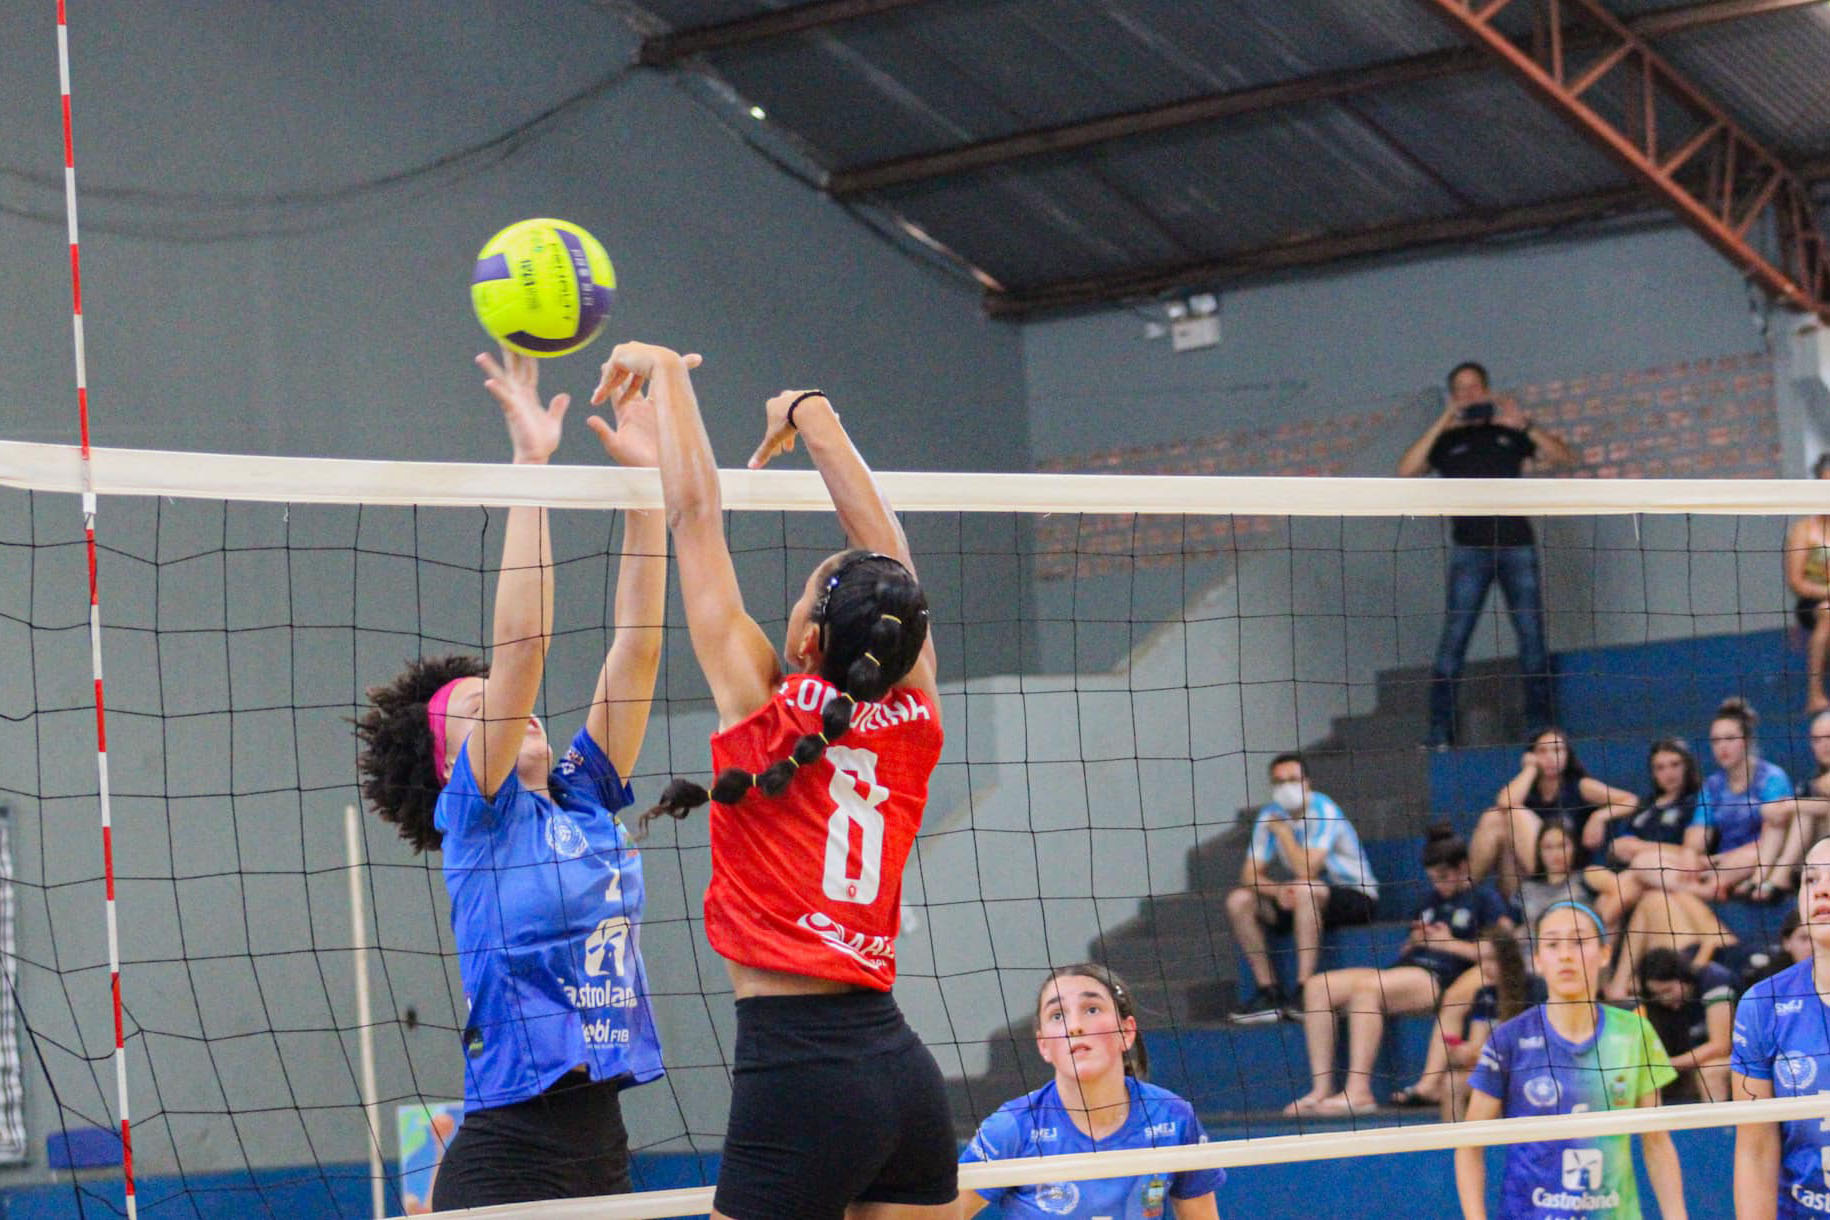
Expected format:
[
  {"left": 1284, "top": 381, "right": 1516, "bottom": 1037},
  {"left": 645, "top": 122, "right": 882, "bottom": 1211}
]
[{"left": 612, "top": 0, "right": 1830, "bottom": 312}]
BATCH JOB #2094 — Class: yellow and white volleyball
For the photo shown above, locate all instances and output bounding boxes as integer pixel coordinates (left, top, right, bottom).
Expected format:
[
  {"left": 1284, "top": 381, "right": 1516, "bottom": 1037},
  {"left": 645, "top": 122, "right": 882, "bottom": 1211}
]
[{"left": 469, "top": 218, "right": 615, "bottom": 358}]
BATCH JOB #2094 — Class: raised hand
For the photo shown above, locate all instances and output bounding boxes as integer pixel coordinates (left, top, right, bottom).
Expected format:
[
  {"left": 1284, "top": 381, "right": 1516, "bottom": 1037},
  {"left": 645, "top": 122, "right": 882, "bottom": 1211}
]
[
  {"left": 587, "top": 389, "right": 659, "bottom": 469},
  {"left": 748, "top": 389, "right": 826, "bottom": 469},
  {"left": 477, "top": 347, "right": 568, "bottom": 465},
  {"left": 589, "top": 342, "right": 701, "bottom": 410}
]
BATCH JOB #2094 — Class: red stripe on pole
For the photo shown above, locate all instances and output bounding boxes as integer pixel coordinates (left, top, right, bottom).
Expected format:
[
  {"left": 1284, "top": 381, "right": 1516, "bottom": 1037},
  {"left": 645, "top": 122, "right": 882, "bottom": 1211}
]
[
  {"left": 121, "top": 1119, "right": 134, "bottom": 1188},
  {"left": 103, "top": 829, "right": 113, "bottom": 900},
  {"left": 57, "top": 0, "right": 65, "bottom": 25},
  {"left": 112, "top": 973, "right": 121, "bottom": 1042},
  {"left": 62, "top": 96, "right": 73, "bottom": 167},
  {"left": 94, "top": 680, "right": 105, "bottom": 748},
  {"left": 70, "top": 246, "right": 81, "bottom": 313},
  {"left": 78, "top": 388, "right": 89, "bottom": 454}
]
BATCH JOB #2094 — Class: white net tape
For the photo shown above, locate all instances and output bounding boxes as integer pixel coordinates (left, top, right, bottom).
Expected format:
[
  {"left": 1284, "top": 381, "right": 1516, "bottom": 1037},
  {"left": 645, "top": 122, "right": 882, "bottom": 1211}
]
[{"left": 3, "top": 438, "right": 1827, "bottom": 514}]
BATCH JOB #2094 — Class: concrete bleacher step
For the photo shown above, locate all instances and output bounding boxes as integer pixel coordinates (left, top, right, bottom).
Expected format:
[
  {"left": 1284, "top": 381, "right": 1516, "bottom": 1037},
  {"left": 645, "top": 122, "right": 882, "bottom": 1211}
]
[{"left": 1145, "top": 1014, "right": 1444, "bottom": 1115}]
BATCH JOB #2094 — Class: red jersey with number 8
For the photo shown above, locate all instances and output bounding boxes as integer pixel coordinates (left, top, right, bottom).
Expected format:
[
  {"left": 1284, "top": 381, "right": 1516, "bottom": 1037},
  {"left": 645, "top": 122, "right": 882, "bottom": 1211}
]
[{"left": 705, "top": 674, "right": 942, "bottom": 990}]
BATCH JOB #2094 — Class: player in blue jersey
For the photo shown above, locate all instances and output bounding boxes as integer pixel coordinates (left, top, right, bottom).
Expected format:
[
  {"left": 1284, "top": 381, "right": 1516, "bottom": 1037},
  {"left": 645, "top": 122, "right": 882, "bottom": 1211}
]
[
  {"left": 354, "top": 348, "right": 670, "bottom": 1210},
  {"left": 1458, "top": 901, "right": 1687, "bottom": 1220},
  {"left": 1733, "top": 834, "right": 1830, "bottom": 1219},
  {"left": 960, "top": 964, "right": 1222, "bottom": 1219}
]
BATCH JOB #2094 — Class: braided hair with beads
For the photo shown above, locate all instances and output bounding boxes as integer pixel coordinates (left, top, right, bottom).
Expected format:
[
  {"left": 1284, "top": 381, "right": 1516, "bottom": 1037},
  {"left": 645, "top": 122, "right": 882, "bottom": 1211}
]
[{"left": 640, "top": 550, "right": 929, "bottom": 830}]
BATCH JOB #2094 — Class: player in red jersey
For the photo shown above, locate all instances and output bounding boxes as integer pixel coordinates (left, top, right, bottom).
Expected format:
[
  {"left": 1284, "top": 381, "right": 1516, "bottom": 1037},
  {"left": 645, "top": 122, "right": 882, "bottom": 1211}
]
[{"left": 591, "top": 342, "right": 954, "bottom": 1220}]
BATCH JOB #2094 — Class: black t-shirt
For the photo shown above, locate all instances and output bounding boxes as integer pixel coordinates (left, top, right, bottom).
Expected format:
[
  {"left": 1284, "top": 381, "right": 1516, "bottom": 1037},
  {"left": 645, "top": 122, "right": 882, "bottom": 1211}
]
[
  {"left": 1642, "top": 962, "right": 1736, "bottom": 1056},
  {"left": 1427, "top": 422, "right": 1538, "bottom": 547}
]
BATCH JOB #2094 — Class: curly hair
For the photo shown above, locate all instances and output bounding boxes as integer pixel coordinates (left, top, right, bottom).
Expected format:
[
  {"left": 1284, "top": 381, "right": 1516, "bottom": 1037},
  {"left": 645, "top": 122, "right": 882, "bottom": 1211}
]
[
  {"left": 354, "top": 653, "right": 488, "bottom": 853},
  {"left": 638, "top": 550, "right": 929, "bottom": 831}
]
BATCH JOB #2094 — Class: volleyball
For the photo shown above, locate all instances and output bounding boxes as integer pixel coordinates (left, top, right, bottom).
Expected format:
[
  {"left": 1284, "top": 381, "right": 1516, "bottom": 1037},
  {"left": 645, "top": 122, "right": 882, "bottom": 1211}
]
[{"left": 469, "top": 218, "right": 615, "bottom": 358}]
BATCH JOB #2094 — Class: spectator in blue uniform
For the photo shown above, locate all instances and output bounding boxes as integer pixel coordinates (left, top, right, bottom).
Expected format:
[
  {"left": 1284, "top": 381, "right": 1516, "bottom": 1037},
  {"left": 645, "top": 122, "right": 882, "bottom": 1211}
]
[
  {"left": 1288, "top": 825, "right": 1512, "bottom": 1116},
  {"left": 1697, "top": 698, "right": 1796, "bottom": 901},
  {"left": 354, "top": 348, "right": 669, "bottom": 1209},
  {"left": 1733, "top": 834, "right": 1830, "bottom": 1218},
  {"left": 960, "top": 963, "right": 1221, "bottom": 1219}
]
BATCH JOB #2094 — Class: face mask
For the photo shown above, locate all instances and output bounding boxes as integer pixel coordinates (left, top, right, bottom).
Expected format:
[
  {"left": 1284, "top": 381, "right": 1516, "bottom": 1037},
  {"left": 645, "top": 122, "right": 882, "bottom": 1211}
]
[{"left": 1272, "top": 782, "right": 1306, "bottom": 813}]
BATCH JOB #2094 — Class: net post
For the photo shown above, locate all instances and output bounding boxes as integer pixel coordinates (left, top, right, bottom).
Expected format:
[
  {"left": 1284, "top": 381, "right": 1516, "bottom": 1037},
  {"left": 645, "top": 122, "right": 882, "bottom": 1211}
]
[{"left": 345, "top": 804, "right": 385, "bottom": 1220}]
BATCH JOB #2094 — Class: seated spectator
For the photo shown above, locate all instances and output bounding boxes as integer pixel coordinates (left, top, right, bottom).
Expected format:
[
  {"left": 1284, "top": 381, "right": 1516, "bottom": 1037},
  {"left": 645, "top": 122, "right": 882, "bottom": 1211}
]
[
  {"left": 1286, "top": 825, "right": 1511, "bottom": 1116},
  {"left": 1608, "top": 886, "right": 1738, "bottom": 1002},
  {"left": 1389, "top": 928, "right": 1531, "bottom": 1120},
  {"left": 1637, "top": 947, "right": 1734, "bottom": 1102},
  {"left": 1783, "top": 456, "right": 1830, "bottom": 714},
  {"left": 1468, "top": 726, "right": 1635, "bottom": 896},
  {"left": 1225, "top": 753, "right": 1379, "bottom": 1023},
  {"left": 1771, "top": 710, "right": 1830, "bottom": 895},
  {"left": 1516, "top": 820, "right": 1634, "bottom": 937},
  {"left": 1695, "top": 698, "right": 1795, "bottom": 901},
  {"left": 1590, "top": 738, "right": 1709, "bottom": 904}
]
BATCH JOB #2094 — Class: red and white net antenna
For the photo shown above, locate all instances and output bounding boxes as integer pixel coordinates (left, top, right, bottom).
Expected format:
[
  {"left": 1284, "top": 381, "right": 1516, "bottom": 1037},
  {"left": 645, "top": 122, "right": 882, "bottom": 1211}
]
[{"left": 56, "top": 4, "right": 137, "bottom": 1216}]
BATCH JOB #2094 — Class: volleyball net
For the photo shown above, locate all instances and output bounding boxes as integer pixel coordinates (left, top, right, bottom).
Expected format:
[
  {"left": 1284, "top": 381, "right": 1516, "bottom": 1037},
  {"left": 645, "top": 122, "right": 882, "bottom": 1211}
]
[{"left": 0, "top": 439, "right": 1823, "bottom": 1218}]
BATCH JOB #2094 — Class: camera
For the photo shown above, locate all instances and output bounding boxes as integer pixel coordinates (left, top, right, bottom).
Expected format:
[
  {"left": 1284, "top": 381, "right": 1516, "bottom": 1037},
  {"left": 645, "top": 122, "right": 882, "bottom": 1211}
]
[{"left": 1460, "top": 401, "right": 1495, "bottom": 425}]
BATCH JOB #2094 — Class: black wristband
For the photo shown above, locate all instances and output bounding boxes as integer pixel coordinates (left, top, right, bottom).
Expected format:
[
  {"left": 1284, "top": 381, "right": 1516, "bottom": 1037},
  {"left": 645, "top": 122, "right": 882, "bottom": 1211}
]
[{"left": 786, "top": 390, "right": 826, "bottom": 430}]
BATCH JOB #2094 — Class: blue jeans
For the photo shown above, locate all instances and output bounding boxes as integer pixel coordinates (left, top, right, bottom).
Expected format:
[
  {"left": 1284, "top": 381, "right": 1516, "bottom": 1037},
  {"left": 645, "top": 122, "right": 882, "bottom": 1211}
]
[{"left": 1429, "top": 544, "right": 1553, "bottom": 744}]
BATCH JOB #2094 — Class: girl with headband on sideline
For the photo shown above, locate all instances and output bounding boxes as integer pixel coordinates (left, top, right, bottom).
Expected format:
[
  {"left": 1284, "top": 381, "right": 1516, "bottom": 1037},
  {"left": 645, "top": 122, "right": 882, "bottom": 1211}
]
[
  {"left": 354, "top": 347, "right": 669, "bottom": 1209},
  {"left": 598, "top": 342, "right": 955, "bottom": 1220},
  {"left": 959, "top": 963, "right": 1223, "bottom": 1219},
  {"left": 1457, "top": 900, "right": 1687, "bottom": 1220},
  {"left": 1732, "top": 834, "right": 1830, "bottom": 1219}
]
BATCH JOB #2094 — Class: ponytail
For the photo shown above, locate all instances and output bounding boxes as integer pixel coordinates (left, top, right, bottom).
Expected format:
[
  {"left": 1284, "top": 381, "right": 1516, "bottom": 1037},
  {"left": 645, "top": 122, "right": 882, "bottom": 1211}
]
[{"left": 636, "top": 553, "right": 928, "bottom": 835}]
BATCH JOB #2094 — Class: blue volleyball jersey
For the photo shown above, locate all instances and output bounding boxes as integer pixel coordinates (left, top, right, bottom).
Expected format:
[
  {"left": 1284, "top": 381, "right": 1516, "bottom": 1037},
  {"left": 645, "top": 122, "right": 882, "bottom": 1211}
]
[
  {"left": 961, "top": 1078, "right": 1222, "bottom": 1219},
  {"left": 435, "top": 727, "right": 663, "bottom": 1113},
  {"left": 1697, "top": 759, "right": 1791, "bottom": 853},
  {"left": 1470, "top": 1004, "right": 1675, "bottom": 1220},
  {"left": 1731, "top": 960, "right": 1830, "bottom": 1216},
  {"left": 1402, "top": 883, "right": 1510, "bottom": 978}
]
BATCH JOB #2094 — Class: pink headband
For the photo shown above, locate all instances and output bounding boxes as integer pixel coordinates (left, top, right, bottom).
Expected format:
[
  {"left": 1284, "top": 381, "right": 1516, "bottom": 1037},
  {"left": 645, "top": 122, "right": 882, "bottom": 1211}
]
[{"left": 427, "top": 678, "right": 466, "bottom": 782}]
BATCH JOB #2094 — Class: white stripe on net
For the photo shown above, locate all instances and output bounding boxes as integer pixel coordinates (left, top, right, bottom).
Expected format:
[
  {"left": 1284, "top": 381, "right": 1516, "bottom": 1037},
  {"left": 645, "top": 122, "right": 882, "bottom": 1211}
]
[
  {"left": 0, "top": 438, "right": 1828, "bottom": 513},
  {"left": 442, "top": 1093, "right": 1829, "bottom": 1220}
]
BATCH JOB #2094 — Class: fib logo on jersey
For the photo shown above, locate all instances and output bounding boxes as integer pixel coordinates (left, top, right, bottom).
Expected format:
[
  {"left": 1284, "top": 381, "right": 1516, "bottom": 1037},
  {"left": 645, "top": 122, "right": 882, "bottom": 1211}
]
[
  {"left": 1032, "top": 1182, "right": 1079, "bottom": 1215},
  {"left": 1777, "top": 1051, "right": 1820, "bottom": 1091},
  {"left": 545, "top": 811, "right": 589, "bottom": 859},
  {"left": 1562, "top": 1148, "right": 1603, "bottom": 1192},
  {"left": 1523, "top": 1074, "right": 1561, "bottom": 1108}
]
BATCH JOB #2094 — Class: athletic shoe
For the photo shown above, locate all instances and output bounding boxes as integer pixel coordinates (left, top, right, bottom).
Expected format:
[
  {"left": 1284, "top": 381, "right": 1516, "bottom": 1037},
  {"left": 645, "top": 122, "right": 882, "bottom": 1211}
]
[{"left": 1229, "top": 987, "right": 1287, "bottom": 1024}]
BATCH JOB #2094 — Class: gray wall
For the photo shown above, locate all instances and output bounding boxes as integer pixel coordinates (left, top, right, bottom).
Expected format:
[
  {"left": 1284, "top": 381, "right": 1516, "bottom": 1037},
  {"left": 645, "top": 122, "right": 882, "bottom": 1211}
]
[{"left": 0, "top": 0, "right": 1025, "bottom": 1186}]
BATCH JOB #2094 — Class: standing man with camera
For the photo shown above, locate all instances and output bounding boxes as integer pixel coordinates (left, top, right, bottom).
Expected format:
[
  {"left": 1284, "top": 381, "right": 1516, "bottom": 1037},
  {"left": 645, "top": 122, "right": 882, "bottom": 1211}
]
[{"left": 1399, "top": 361, "right": 1574, "bottom": 749}]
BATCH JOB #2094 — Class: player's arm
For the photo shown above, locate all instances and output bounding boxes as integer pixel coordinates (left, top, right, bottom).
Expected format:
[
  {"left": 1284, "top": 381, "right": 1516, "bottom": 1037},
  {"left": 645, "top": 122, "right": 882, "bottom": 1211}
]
[
  {"left": 1454, "top": 1088, "right": 1501, "bottom": 1219},
  {"left": 1170, "top": 1193, "right": 1219, "bottom": 1219},
  {"left": 956, "top": 1191, "right": 989, "bottom": 1219},
  {"left": 1734, "top": 1072, "right": 1780, "bottom": 1220},
  {"left": 583, "top": 383, "right": 667, "bottom": 776},
  {"left": 470, "top": 348, "right": 565, "bottom": 797},
  {"left": 751, "top": 391, "right": 937, "bottom": 703},
  {"left": 595, "top": 343, "right": 780, "bottom": 729},
  {"left": 1637, "top": 1089, "right": 1687, "bottom": 1220}
]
